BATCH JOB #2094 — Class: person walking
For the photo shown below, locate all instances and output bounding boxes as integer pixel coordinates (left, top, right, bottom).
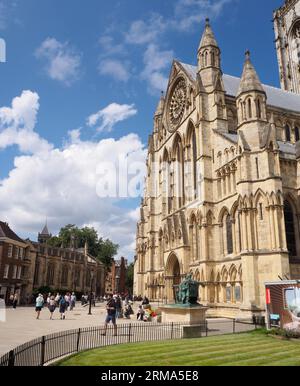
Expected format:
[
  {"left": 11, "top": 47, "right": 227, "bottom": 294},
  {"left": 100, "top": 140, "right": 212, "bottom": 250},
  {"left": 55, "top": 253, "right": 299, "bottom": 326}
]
[
  {"left": 35, "top": 293, "right": 44, "bottom": 320},
  {"left": 55, "top": 293, "right": 60, "bottom": 306},
  {"left": 59, "top": 296, "right": 67, "bottom": 320},
  {"left": 70, "top": 292, "right": 76, "bottom": 311},
  {"left": 115, "top": 295, "right": 122, "bottom": 319},
  {"left": 102, "top": 296, "right": 117, "bottom": 336},
  {"left": 12, "top": 293, "right": 18, "bottom": 309},
  {"left": 48, "top": 296, "right": 56, "bottom": 320},
  {"left": 64, "top": 293, "right": 71, "bottom": 310},
  {"left": 46, "top": 293, "right": 51, "bottom": 307}
]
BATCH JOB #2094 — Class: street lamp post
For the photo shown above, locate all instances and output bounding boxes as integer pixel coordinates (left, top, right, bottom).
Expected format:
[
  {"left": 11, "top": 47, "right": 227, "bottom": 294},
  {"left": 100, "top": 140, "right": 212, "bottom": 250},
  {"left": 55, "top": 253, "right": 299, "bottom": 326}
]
[{"left": 88, "top": 271, "right": 94, "bottom": 315}]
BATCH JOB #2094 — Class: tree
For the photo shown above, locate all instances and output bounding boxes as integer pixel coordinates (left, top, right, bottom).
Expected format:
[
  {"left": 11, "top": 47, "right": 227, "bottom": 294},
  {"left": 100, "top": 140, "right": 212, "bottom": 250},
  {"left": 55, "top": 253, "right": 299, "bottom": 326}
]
[
  {"left": 97, "top": 238, "right": 119, "bottom": 272},
  {"left": 47, "top": 225, "right": 119, "bottom": 271}
]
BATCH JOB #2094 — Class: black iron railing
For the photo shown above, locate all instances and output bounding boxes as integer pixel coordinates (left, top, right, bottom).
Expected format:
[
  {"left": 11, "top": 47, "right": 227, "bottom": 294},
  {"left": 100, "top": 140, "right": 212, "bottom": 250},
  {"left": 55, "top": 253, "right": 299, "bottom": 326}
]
[{"left": 0, "top": 319, "right": 259, "bottom": 367}]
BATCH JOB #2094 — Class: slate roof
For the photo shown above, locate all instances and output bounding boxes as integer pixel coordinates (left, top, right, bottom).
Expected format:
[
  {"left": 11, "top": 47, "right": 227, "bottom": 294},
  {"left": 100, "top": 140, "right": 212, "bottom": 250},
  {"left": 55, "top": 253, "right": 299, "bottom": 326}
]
[
  {"left": 179, "top": 62, "right": 300, "bottom": 113},
  {"left": 0, "top": 221, "right": 25, "bottom": 244}
]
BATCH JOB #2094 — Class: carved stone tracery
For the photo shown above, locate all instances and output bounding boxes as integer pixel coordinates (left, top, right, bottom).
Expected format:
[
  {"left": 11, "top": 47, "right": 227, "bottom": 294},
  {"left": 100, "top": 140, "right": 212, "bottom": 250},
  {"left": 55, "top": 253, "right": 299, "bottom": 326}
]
[{"left": 168, "top": 78, "right": 187, "bottom": 131}]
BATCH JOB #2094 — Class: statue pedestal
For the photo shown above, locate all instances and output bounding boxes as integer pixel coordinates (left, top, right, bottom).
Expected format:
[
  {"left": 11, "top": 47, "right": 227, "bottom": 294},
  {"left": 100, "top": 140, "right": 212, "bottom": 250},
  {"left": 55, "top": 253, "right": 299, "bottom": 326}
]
[{"left": 160, "top": 305, "right": 209, "bottom": 338}]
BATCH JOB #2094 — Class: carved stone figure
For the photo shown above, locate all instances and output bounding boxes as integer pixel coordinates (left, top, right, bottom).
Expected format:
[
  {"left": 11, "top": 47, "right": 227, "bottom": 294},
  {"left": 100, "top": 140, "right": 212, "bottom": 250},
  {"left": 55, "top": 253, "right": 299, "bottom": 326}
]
[{"left": 174, "top": 273, "right": 200, "bottom": 305}]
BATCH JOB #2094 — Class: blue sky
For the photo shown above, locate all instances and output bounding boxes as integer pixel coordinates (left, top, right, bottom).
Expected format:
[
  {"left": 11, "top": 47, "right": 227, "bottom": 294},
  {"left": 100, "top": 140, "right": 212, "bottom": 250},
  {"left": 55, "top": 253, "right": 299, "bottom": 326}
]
[{"left": 0, "top": 0, "right": 285, "bottom": 259}]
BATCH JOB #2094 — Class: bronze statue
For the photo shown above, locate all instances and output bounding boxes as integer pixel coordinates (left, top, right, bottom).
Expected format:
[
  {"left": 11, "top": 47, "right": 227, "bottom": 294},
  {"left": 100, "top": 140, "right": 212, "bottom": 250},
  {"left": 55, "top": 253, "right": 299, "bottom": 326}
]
[{"left": 174, "top": 273, "right": 200, "bottom": 305}]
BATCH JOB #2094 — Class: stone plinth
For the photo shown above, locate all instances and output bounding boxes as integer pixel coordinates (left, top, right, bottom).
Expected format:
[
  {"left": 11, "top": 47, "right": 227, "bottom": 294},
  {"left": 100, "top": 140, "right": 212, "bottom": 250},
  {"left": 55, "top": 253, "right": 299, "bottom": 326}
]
[
  {"left": 160, "top": 305, "right": 209, "bottom": 338},
  {"left": 160, "top": 305, "right": 208, "bottom": 325}
]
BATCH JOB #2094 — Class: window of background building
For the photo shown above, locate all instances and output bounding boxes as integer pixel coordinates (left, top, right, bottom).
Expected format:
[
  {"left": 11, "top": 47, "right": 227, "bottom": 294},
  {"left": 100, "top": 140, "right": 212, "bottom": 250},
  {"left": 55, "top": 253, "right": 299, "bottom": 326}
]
[
  {"left": 3, "top": 264, "right": 9, "bottom": 279},
  {"left": 12, "top": 265, "right": 17, "bottom": 279},
  {"left": 14, "top": 247, "right": 19, "bottom": 259},
  {"left": 7, "top": 245, "right": 13, "bottom": 258}
]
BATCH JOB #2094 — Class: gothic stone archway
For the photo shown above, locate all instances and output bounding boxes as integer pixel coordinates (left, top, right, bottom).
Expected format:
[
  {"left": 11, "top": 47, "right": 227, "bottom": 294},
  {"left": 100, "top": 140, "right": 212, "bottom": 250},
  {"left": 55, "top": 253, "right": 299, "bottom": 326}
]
[{"left": 165, "top": 253, "right": 181, "bottom": 301}]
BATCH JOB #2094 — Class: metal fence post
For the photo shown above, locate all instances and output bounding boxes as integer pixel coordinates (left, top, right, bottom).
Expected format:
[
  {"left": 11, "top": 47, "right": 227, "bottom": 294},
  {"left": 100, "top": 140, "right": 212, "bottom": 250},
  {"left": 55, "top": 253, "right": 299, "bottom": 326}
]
[
  {"left": 77, "top": 328, "right": 81, "bottom": 352},
  {"left": 128, "top": 324, "right": 132, "bottom": 344},
  {"left": 8, "top": 350, "right": 15, "bottom": 367},
  {"left": 40, "top": 336, "right": 45, "bottom": 367},
  {"left": 206, "top": 320, "right": 208, "bottom": 337},
  {"left": 171, "top": 322, "right": 174, "bottom": 340},
  {"left": 233, "top": 319, "right": 236, "bottom": 334}
]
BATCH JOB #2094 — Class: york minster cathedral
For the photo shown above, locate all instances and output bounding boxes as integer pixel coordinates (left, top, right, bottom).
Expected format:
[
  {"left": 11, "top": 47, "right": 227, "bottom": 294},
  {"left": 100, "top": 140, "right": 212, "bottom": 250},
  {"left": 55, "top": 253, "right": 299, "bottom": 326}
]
[{"left": 134, "top": 0, "right": 300, "bottom": 318}]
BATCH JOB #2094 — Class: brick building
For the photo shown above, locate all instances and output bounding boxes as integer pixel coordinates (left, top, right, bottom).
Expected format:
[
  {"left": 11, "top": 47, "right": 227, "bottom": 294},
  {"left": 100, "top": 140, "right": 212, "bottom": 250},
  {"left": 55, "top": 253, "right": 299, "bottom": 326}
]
[
  {"left": 0, "top": 222, "right": 34, "bottom": 304},
  {"left": 0, "top": 222, "right": 106, "bottom": 304}
]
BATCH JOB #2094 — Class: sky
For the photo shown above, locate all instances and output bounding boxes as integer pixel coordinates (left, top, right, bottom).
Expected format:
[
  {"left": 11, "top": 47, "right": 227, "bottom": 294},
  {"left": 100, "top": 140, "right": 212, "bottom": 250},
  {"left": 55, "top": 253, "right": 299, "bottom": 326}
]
[{"left": 0, "top": 0, "right": 286, "bottom": 260}]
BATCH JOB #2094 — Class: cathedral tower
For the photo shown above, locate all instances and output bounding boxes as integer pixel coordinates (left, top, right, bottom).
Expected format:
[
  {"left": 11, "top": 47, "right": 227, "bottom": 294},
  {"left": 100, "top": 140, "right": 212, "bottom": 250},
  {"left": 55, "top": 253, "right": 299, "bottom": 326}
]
[
  {"left": 236, "top": 51, "right": 268, "bottom": 149},
  {"left": 38, "top": 222, "right": 52, "bottom": 244},
  {"left": 274, "top": 0, "right": 300, "bottom": 93},
  {"left": 197, "top": 18, "right": 222, "bottom": 89}
]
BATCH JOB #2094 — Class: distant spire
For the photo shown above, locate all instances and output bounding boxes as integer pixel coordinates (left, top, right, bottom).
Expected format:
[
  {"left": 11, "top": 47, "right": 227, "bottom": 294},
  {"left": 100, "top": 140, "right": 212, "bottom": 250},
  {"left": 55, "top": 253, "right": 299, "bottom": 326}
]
[
  {"left": 237, "top": 51, "right": 265, "bottom": 96},
  {"left": 198, "top": 17, "right": 219, "bottom": 51},
  {"left": 154, "top": 91, "right": 165, "bottom": 116},
  {"left": 41, "top": 221, "right": 50, "bottom": 236}
]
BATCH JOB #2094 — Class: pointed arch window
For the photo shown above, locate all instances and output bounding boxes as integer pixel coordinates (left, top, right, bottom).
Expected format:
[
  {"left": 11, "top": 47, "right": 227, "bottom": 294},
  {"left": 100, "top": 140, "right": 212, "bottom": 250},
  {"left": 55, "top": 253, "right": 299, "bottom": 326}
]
[
  {"left": 61, "top": 265, "right": 68, "bottom": 286},
  {"left": 256, "top": 99, "right": 261, "bottom": 119},
  {"left": 226, "top": 215, "right": 233, "bottom": 255},
  {"left": 190, "top": 217, "right": 199, "bottom": 261},
  {"left": 192, "top": 128, "right": 197, "bottom": 199},
  {"left": 247, "top": 98, "right": 252, "bottom": 119},
  {"left": 162, "top": 150, "right": 171, "bottom": 214},
  {"left": 284, "top": 201, "right": 297, "bottom": 257},
  {"left": 46, "top": 264, "right": 55, "bottom": 286},
  {"left": 204, "top": 51, "right": 208, "bottom": 67},
  {"left": 159, "top": 230, "right": 164, "bottom": 268},
  {"left": 285, "top": 125, "right": 291, "bottom": 142},
  {"left": 295, "top": 127, "right": 300, "bottom": 142},
  {"left": 211, "top": 51, "right": 215, "bottom": 67},
  {"left": 174, "top": 137, "right": 185, "bottom": 208}
]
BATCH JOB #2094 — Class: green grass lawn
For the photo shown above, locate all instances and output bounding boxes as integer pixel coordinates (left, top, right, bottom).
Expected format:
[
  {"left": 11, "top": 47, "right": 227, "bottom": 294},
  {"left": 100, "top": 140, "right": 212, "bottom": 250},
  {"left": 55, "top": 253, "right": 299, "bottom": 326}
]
[{"left": 55, "top": 330, "right": 300, "bottom": 366}]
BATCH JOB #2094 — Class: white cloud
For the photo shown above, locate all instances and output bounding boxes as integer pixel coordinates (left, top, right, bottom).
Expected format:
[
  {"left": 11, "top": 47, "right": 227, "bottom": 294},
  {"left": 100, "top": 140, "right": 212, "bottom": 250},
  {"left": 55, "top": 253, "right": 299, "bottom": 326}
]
[
  {"left": 0, "top": 1, "right": 17, "bottom": 30},
  {"left": 87, "top": 103, "right": 137, "bottom": 133},
  {"left": 125, "top": 15, "right": 165, "bottom": 45},
  {"left": 36, "top": 38, "right": 82, "bottom": 86},
  {"left": 98, "top": 59, "right": 130, "bottom": 82},
  {"left": 99, "top": 35, "right": 126, "bottom": 57},
  {"left": 68, "top": 128, "right": 81, "bottom": 144},
  {"left": 0, "top": 90, "right": 39, "bottom": 131},
  {"left": 0, "top": 90, "right": 52, "bottom": 154},
  {"left": 0, "top": 91, "right": 146, "bottom": 261},
  {"left": 141, "top": 44, "right": 173, "bottom": 94},
  {"left": 173, "top": 0, "right": 235, "bottom": 31}
]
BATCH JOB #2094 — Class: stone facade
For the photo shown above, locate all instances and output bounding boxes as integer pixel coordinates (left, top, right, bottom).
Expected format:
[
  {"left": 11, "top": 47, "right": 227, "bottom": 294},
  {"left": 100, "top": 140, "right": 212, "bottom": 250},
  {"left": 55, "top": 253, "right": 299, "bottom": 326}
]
[
  {"left": 274, "top": 0, "right": 300, "bottom": 93},
  {"left": 31, "top": 241, "right": 105, "bottom": 298},
  {"left": 105, "top": 257, "right": 128, "bottom": 295},
  {"left": 134, "top": 6, "right": 300, "bottom": 319},
  {"left": 0, "top": 222, "right": 106, "bottom": 304},
  {"left": 0, "top": 222, "right": 34, "bottom": 305}
]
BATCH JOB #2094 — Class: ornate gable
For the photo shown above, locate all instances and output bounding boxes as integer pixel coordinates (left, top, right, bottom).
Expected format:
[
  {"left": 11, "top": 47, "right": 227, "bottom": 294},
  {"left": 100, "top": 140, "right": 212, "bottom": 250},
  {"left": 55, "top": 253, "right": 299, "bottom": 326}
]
[{"left": 163, "top": 61, "right": 196, "bottom": 133}]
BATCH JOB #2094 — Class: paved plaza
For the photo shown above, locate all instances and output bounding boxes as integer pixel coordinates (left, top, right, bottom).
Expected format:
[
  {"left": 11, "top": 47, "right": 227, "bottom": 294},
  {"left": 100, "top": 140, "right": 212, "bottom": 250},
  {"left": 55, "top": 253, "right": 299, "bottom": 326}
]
[
  {"left": 0, "top": 302, "right": 256, "bottom": 358},
  {"left": 0, "top": 302, "right": 134, "bottom": 356}
]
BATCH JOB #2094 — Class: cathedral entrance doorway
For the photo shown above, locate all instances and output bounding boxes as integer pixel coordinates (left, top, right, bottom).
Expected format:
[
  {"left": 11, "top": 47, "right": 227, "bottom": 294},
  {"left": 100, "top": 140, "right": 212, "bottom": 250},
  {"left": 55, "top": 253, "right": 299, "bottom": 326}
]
[{"left": 165, "top": 253, "right": 181, "bottom": 301}]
